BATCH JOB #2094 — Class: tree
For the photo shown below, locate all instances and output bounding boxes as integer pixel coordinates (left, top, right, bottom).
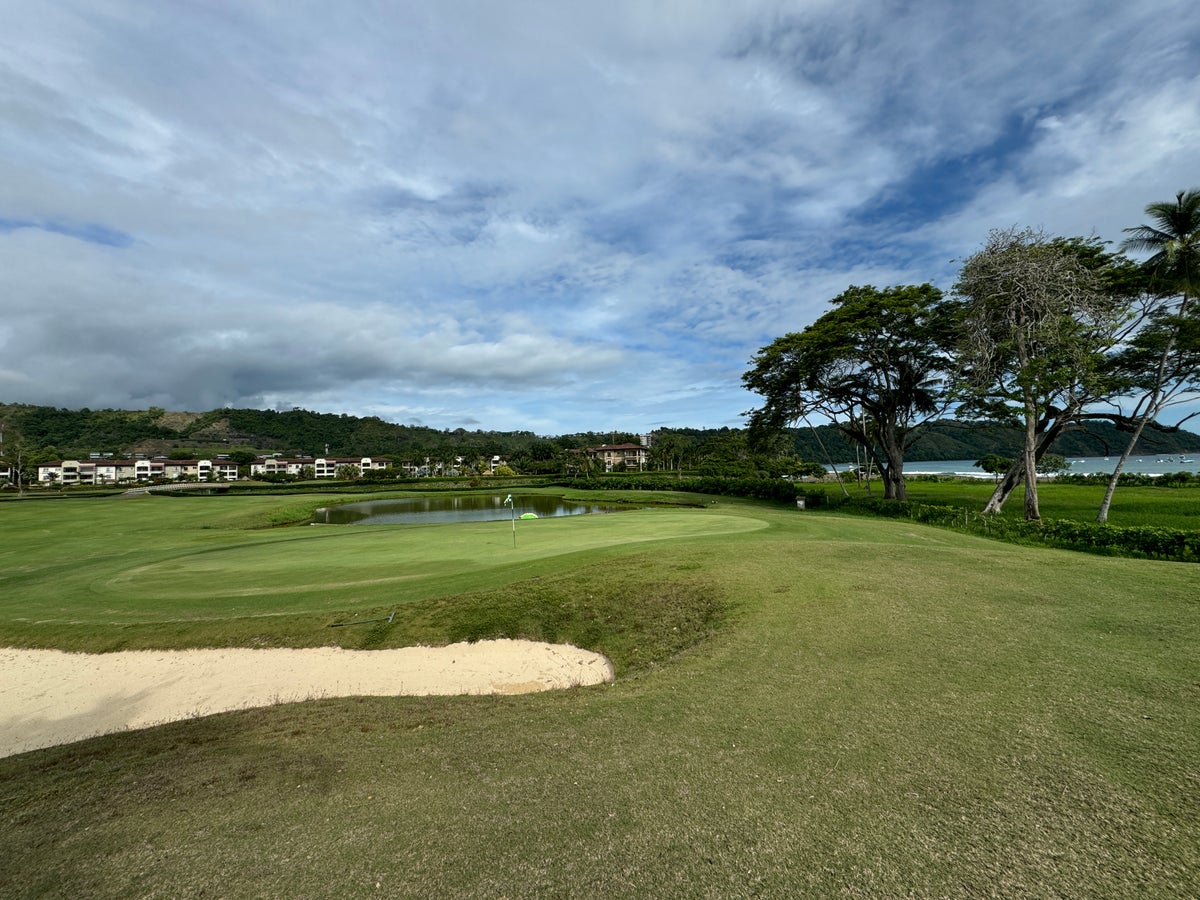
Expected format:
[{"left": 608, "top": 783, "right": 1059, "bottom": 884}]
[
  {"left": 744, "top": 284, "right": 958, "bottom": 500},
  {"left": 0, "top": 426, "right": 53, "bottom": 495},
  {"left": 955, "top": 229, "right": 1120, "bottom": 520},
  {"left": 1096, "top": 189, "right": 1200, "bottom": 522},
  {"left": 697, "top": 430, "right": 754, "bottom": 476},
  {"left": 973, "top": 453, "right": 1012, "bottom": 482},
  {"left": 1123, "top": 189, "right": 1200, "bottom": 298},
  {"left": 1035, "top": 453, "right": 1071, "bottom": 477},
  {"left": 649, "top": 430, "right": 691, "bottom": 477},
  {"left": 564, "top": 449, "right": 595, "bottom": 480}
]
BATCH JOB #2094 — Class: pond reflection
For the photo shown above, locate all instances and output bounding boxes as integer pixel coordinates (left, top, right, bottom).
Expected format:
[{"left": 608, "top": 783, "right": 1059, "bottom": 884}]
[{"left": 315, "top": 494, "right": 616, "bottom": 525}]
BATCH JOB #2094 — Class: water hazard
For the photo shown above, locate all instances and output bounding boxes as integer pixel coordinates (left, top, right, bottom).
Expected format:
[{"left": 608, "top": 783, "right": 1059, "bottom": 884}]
[{"left": 315, "top": 494, "right": 617, "bottom": 525}]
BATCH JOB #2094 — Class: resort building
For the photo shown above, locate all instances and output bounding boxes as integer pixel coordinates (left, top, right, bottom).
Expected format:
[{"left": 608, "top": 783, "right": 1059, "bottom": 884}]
[
  {"left": 589, "top": 442, "right": 649, "bottom": 472},
  {"left": 36, "top": 458, "right": 240, "bottom": 485},
  {"left": 249, "top": 456, "right": 390, "bottom": 478}
]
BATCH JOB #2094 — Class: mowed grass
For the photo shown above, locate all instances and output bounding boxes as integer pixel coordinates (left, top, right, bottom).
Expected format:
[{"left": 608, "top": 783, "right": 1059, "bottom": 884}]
[
  {"left": 0, "top": 491, "right": 760, "bottom": 654},
  {"left": 889, "top": 477, "right": 1200, "bottom": 529},
  {"left": 1, "top": 491, "right": 1199, "bottom": 897}
]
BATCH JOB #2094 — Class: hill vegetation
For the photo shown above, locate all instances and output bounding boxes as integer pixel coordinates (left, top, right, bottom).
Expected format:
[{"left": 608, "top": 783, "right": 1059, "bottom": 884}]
[
  {"left": 3, "top": 402, "right": 1198, "bottom": 468},
  {"left": 0, "top": 403, "right": 636, "bottom": 462}
]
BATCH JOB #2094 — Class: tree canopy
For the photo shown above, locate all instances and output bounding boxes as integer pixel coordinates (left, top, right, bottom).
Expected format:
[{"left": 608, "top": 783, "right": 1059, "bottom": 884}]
[
  {"left": 1092, "top": 189, "right": 1200, "bottom": 520},
  {"left": 744, "top": 283, "right": 958, "bottom": 500},
  {"left": 953, "top": 229, "right": 1127, "bottom": 519}
]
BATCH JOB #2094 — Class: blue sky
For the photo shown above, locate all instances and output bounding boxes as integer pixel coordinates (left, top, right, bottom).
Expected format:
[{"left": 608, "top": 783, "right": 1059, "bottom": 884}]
[{"left": 1, "top": 1, "right": 1197, "bottom": 435}]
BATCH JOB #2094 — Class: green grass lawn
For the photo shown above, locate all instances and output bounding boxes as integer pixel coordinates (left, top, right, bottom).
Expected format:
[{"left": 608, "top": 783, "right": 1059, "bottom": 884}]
[
  {"left": 1, "top": 490, "right": 1198, "bottom": 897},
  {"left": 887, "top": 477, "right": 1200, "bottom": 530}
]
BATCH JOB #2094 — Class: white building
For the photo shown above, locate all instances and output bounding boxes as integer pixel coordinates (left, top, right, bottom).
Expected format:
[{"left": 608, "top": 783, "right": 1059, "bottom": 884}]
[
  {"left": 248, "top": 456, "right": 390, "bottom": 479},
  {"left": 37, "top": 458, "right": 239, "bottom": 485}
]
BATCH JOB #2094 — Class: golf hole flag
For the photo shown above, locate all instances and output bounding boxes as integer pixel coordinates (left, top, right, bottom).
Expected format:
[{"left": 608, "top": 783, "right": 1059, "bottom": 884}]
[{"left": 504, "top": 494, "right": 516, "bottom": 547}]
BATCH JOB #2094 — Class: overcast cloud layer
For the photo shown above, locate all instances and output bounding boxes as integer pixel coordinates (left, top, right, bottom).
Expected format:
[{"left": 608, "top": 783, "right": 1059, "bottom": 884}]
[{"left": 2, "top": 1, "right": 1197, "bottom": 434}]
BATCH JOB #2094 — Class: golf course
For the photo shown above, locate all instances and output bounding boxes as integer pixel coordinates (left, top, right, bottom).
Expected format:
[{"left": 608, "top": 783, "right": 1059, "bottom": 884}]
[{"left": 1, "top": 487, "right": 1198, "bottom": 897}]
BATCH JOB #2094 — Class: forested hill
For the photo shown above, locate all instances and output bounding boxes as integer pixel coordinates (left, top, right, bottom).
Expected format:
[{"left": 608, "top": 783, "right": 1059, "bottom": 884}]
[
  {"left": 3, "top": 402, "right": 1199, "bottom": 462},
  {"left": 0, "top": 404, "right": 630, "bottom": 458},
  {"left": 789, "top": 419, "right": 1200, "bottom": 463}
]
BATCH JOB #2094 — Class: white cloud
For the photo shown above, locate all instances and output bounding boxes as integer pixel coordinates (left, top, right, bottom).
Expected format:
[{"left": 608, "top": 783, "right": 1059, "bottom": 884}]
[{"left": 1, "top": 0, "right": 1198, "bottom": 431}]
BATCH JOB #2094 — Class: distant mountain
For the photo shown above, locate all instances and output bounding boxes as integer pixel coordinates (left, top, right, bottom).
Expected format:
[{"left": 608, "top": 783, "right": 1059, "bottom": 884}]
[
  {"left": 4, "top": 402, "right": 1199, "bottom": 463},
  {"left": 786, "top": 419, "right": 1200, "bottom": 464},
  {"left": 0, "top": 403, "right": 630, "bottom": 458}
]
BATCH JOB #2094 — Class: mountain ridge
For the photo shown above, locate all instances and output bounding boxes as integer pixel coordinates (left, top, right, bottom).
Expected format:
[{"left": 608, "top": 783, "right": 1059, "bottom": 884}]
[{"left": 4, "top": 402, "right": 1199, "bottom": 463}]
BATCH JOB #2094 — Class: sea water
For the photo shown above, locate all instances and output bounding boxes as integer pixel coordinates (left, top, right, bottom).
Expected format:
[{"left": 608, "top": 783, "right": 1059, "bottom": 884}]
[{"left": 888, "top": 454, "right": 1200, "bottom": 478}]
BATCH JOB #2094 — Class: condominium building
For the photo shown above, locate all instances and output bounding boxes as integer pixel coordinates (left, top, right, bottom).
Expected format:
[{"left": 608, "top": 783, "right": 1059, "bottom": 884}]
[{"left": 37, "top": 458, "right": 240, "bottom": 485}]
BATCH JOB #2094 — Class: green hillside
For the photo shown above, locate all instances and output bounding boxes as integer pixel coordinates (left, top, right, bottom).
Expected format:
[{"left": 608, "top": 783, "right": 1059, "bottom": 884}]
[
  {"left": 3, "top": 402, "right": 1199, "bottom": 464},
  {"left": 788, "top": 418, "right": 1200, "bottom": 463},
  {"left": 0, "top": 403, "right": 632, "bottom": 460}
]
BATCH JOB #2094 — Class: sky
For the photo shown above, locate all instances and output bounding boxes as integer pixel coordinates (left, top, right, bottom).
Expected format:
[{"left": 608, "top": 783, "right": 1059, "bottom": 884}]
[{"left": 1, "top": 1, "right": 1197, "bottom": 436}]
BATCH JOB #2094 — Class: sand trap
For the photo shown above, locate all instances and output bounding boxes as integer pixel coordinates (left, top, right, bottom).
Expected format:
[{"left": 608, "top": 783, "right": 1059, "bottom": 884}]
[{"left": 0, "top": 640, "right": 614, "bottom": 758}]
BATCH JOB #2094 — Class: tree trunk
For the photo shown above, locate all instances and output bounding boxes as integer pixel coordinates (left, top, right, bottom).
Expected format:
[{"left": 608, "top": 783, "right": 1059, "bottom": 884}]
[
  {"left": 1097, "top": 293, "right": 1190, "bottom": 523},
  {"left": 982, "top": 462, "right": 1023, "bottom": 515},
  {"left": 1096, "top": 420, "right": 1145, "bottom": 523},
  {"left": 878, "top": 430, "right": 907, "bottom": 501},
  {"left": 1022, "top": 400, "right": 1041, "bottom": 522},
  {"left": 982, "top": 420, "right": 1069, "bottom": 515}
]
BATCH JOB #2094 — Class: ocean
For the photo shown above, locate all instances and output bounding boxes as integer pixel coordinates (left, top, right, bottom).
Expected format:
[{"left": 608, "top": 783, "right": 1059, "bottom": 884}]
[{"left": 828, "top": 453, "right": 1200, "bottom": 479}]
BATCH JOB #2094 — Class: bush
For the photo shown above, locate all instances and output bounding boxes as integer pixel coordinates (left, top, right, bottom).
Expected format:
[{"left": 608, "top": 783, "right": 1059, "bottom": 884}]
[
  {"left": 560, "top": 473, "right": 804, "bottom": 504},
  {"left": 840, "top": 498, "right": 1200, "bottom": 563}
]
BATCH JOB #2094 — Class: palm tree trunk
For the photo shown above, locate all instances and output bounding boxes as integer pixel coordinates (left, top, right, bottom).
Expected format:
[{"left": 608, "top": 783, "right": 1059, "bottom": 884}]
[{"left": 1097, "top": 292, "right": 1191, "bottom": 523}]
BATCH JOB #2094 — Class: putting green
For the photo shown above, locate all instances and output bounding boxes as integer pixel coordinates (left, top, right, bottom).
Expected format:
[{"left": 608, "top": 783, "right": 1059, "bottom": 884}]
[{"left": 19, "top": 506, "right": 765, "bottom": 624}]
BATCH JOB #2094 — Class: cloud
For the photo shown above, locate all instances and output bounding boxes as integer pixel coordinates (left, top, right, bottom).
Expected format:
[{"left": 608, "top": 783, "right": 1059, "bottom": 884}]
[{"left": 1, "top": 1, "right": 1198, "bottom": 432}]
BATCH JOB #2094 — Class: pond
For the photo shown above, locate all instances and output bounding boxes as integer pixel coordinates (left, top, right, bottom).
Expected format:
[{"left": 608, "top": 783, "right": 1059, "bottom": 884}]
[{"left": 314, "top": 494, "right": 618, "bottom": 525}]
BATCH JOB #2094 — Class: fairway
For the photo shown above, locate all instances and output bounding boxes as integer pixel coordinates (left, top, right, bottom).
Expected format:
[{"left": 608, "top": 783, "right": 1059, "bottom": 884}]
[
  {"left": 2, "top": 489, "right": 1198, "bottom": 898},
  {"left": 1, "top": 496, "right": 764, "bottom": 628}
]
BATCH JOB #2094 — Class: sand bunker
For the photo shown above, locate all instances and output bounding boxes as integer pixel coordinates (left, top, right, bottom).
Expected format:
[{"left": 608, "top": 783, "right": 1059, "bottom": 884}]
[{"left": 0, "top": 640, "right": 614, "bottom": 758}]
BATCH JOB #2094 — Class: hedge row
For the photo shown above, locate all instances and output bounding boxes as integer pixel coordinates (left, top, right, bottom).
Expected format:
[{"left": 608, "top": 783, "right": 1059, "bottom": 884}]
[
  {"left": 1057, "top": 470, "right": 1200, "bottom": 487},
  {"left": 560, "top": 474, "right": 818, "bottom": 505},
  {"left": 841, "top": 499, "right": 1200, "bottom": 563}
]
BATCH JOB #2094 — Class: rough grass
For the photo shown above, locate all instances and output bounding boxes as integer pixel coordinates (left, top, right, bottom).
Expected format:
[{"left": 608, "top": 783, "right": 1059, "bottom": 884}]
[
  {"left": 893, "top": 477, "right": 1200, "bottom": 529},
  {"left": 1, "top": 491, "right": 1198, "bottom": 897}
]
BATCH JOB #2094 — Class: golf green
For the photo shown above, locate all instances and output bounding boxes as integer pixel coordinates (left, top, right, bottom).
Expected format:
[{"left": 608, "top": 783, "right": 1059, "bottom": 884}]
[{"left": 2, "top": 498, "right": 764, "bottom": 625}]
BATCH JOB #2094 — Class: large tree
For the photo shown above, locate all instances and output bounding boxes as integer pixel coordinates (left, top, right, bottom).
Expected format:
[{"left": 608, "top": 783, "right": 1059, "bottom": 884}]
[
  {"left": 0, "top": 425, "right": 54, "bottom": 495},
  {"left": 743, "top": 284, "right": 957, "bottom": 501},
  {"left": 954, "top": 229, "right": 1122, "bottom": 521},
  {"left": 1095, "top": 189, "right": 1200, "bottom": 522}
]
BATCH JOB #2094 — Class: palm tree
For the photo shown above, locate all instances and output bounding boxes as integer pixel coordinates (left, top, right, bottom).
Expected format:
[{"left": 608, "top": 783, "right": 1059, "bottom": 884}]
[
  {"left": 1121, "top": 188, "right": 1200, "bottom": 300},
  {"left": 1096, "top": 189, "right": 1200, "bottom": 522}
]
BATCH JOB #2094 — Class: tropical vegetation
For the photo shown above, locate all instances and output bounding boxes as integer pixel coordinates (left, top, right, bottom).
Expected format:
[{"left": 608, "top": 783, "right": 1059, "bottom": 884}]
[{"left": 744, "top": 189, "right": 1200, "bottom": 522}]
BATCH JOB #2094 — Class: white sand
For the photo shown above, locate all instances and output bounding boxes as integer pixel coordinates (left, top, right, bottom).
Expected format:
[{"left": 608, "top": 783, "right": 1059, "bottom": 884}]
[{"left": 0, "top": 640, "right": 614, "bottom": 758}]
